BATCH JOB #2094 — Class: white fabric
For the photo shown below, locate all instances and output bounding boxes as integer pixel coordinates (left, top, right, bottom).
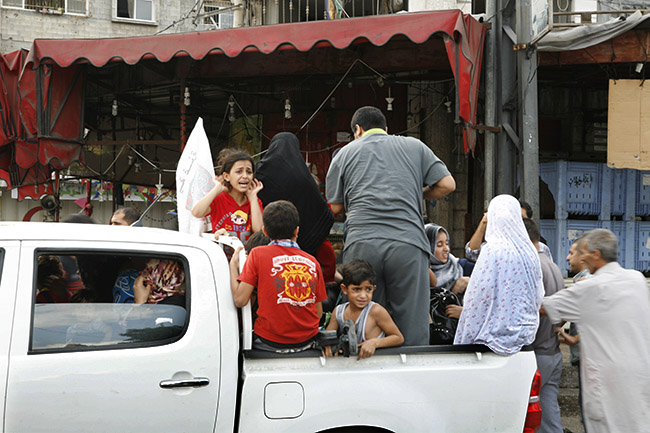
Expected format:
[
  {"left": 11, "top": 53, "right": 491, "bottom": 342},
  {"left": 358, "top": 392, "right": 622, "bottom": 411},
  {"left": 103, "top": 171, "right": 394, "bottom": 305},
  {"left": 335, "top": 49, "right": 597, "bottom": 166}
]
[
  {"left": 543, "top": 262, "right": 650, "bottom": 433},
  {"left": 176, "top": 118, "right": 216, "bottom": 235},
  {"left": 538, "top": 11, "right": 650, "bottom": 52},
  {"left": 454, "top": 194, "right": 544, "bottom": 355}
]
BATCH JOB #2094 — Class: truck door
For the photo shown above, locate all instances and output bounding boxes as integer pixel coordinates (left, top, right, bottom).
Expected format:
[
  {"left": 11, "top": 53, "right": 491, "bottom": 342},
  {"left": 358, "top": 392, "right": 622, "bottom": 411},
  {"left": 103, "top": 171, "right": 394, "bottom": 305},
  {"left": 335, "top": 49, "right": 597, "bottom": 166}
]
[
  {"left": 5, "top": 241, "right": 223, "bottom": 433},
  {"left": 0, "top": 243, "right": 19, "bottom": 433}
]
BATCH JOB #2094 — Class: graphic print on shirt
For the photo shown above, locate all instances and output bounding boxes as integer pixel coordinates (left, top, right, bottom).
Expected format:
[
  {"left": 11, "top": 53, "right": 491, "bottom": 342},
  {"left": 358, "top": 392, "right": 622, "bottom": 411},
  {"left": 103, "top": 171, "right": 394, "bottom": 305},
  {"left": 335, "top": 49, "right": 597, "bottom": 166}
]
[
  {"left": 271, "top": 255, "right": 317, "bottom": 308},
  {"left": 215, "top": 210, "right": 250, "bottom": 241}
]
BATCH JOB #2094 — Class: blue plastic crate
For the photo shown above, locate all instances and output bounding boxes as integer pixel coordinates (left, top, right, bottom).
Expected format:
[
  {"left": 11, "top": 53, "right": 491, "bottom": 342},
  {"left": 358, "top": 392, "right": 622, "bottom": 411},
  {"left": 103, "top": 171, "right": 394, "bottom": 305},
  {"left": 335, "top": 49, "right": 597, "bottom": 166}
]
[
  {"left": 609, "top": 168, "right": 629, "bottom": 217},
  {"left": 540, "top": 161, "right": 604, "bottom": 218},
  {"left": 635, "top": 222, "right": 650, "bottom": 271},
  {"left": 635, "top": 171, "right": 650, "bottom": 216},
  {"left": 540, "top": 219, "right": 601, "bottom": 276},
  {"left": 565, "top": 163, "right": 603, "bottom": 216},
  {"left": 602, "top": 221, "right": 633, "bottom": 268}
]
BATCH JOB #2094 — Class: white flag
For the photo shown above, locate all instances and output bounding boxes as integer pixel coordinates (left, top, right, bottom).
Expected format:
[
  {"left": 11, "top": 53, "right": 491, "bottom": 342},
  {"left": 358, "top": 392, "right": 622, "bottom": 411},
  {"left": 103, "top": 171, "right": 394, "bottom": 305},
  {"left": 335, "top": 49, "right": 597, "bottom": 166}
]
[{"left": 176, "top": 118, "right": 215, "bottom": 235}]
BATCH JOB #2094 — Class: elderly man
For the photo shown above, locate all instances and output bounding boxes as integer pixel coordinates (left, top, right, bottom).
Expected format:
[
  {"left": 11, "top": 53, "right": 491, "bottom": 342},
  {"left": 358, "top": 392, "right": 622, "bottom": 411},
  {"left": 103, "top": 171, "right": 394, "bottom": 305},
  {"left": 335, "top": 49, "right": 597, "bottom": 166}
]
[
  {"left": 542, "top": 229, "right": 650, "bottom": 433},
  {"left": 326, "top": 106, "right": 455, "bottom": 346}
]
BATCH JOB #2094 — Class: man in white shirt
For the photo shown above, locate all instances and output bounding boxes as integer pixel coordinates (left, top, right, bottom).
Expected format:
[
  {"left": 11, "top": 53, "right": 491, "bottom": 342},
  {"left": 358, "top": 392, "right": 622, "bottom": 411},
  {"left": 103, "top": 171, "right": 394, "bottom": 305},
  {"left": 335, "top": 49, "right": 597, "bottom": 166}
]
[{"left": 542, "top": 229, "right": 650, "bottom": 433}]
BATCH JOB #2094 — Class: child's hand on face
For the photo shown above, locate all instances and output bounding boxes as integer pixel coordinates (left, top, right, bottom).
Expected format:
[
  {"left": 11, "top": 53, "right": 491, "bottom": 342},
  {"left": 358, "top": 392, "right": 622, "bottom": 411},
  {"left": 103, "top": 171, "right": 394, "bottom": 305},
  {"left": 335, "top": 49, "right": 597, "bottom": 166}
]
[
  {"left": 213, "top": 174, "right": 227, "bottom": 192},
  {"left": 357, "top": 339, "right": 379, "bottom": 360},
  {"left": 246, "top": 178, "right": 264, "bottom": 198}
]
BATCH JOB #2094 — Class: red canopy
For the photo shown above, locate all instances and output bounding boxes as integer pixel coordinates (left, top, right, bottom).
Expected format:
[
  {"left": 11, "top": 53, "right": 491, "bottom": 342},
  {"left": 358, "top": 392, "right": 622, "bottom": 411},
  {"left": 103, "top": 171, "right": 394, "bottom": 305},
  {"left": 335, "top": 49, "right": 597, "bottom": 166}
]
[{"left": 3, "top": 10, "right": 485, "bottom": 199}]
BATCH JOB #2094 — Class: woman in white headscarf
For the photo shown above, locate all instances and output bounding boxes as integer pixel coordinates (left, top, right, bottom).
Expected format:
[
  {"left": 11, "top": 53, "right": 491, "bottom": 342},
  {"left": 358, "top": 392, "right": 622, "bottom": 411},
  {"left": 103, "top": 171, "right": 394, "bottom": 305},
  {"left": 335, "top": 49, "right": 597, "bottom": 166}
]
[{"left": 454, "top": 194, "right": 544, "bottom": 355}]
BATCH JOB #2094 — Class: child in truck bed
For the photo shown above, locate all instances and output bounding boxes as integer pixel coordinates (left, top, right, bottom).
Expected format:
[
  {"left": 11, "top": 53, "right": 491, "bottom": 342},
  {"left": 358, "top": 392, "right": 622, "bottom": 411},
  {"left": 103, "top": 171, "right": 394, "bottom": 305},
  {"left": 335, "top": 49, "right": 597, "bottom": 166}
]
[
  {"left": 323, "top": 260, "right": 404, "bottom": 359},
  {"left": 230, "top": 200, "right": 326, "bottom": 353}
]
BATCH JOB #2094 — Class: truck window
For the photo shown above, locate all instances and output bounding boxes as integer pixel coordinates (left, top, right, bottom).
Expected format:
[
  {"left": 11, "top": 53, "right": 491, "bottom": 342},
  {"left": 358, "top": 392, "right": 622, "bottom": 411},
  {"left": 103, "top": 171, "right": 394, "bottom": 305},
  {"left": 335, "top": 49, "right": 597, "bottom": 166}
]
[{"left": 31, "top": 252, "right": 188, "bottom": 352}]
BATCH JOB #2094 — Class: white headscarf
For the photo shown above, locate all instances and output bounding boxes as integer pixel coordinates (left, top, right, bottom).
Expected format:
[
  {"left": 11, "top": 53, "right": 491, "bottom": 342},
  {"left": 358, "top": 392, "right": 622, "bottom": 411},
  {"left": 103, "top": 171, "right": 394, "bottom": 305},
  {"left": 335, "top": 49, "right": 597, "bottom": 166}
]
[{"left": 453, "top": 194, "right": 544, "bottom": 355}]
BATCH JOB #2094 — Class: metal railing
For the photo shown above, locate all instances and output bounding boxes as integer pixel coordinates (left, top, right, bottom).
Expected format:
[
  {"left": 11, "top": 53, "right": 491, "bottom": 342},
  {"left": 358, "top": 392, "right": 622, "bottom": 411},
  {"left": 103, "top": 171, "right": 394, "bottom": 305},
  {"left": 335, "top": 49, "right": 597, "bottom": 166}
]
[{"left": 553, "top": 8, "right": 650, "bottom": 27}]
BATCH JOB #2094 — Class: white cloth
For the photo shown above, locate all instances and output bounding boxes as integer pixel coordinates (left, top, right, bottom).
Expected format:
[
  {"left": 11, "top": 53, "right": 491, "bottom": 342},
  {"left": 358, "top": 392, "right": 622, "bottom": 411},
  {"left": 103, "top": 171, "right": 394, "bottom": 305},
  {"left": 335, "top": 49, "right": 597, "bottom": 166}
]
[
  {"left": 543, "top": 262, "right": 650, "bottom": 433},
  {"left": 465, "top": 239, "right": 553, "bottom": 263},
  {"left": 454, "top": 194, "right": 544, "bottom": 355},
  {"left": 176, "top": 118, "right": 216, "bottom": 235}
]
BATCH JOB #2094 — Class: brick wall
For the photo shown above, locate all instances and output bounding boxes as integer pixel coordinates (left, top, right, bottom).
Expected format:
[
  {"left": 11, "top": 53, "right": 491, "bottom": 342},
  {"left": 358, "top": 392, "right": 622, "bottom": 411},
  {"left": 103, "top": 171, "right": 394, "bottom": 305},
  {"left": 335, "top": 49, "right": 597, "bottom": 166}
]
[{"left": 1, "top": 0, "right": 195, "bottom": 52}]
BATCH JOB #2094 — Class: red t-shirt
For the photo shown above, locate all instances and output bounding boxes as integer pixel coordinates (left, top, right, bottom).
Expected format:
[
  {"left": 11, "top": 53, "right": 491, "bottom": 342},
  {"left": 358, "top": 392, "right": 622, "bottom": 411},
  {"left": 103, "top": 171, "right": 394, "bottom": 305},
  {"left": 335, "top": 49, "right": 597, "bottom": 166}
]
[
  {"left": 239, "top": 245, "right": 326, "bottom": 344},
  {"left": 209, "top": 192, "right": 263, "bottom": 243},
  {"left": 315, "top": 239, "right": 337, "bottom": 284}
]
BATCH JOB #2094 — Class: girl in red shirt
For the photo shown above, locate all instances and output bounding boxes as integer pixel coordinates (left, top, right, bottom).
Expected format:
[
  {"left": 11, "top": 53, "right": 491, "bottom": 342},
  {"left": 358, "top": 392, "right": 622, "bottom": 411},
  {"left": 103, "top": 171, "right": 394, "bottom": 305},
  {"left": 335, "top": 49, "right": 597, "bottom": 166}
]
[{"left": 192, "top": 150, "right": 264, "bottom": 243}]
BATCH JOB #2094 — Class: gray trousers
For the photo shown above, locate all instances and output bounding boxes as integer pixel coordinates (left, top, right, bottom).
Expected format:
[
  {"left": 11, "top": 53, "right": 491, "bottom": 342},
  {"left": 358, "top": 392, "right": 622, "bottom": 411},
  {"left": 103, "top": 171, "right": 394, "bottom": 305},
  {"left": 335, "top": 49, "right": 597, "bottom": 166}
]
[
  {"left": 343, "top": 240, "right": 429, "bottom": 346},
  {"left": 535, "top": 351, "right": 564, "bottom": 433}
]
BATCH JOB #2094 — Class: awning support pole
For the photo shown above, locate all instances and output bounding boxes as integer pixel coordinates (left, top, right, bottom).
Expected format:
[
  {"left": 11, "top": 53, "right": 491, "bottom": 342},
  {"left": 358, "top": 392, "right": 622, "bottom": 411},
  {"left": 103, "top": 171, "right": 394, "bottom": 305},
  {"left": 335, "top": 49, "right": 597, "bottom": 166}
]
[
  {"left": 484, "top": 0, "right": 498, "bottom": 209},
  {"left": 180, "top": 80, "right": 188, "bottom": 152},
  {"left": 516, "top": 0, "right": 540, "bottom": 220}
]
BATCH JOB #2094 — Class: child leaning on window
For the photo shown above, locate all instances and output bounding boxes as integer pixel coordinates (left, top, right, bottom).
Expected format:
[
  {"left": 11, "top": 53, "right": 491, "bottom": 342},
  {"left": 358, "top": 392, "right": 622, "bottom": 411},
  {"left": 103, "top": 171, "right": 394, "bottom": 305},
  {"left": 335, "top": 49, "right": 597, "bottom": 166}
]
[{"left": 323, "top": 260, "right": 404, "bottom": 360}]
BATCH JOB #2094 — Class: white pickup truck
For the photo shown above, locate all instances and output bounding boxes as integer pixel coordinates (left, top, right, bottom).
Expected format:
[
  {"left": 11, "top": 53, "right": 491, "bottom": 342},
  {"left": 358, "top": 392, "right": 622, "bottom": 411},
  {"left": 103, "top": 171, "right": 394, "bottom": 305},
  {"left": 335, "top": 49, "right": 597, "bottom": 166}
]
[{"left": 0, "top": 222, "right": 541, "bottom": 433}]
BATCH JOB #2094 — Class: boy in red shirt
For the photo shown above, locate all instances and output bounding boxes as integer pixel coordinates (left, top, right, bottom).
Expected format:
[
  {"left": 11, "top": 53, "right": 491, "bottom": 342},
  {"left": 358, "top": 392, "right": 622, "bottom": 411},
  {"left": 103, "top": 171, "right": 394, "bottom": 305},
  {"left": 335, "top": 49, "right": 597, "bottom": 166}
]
[{"left": 230, "top": 200, "right": 326, "bottom": 352}]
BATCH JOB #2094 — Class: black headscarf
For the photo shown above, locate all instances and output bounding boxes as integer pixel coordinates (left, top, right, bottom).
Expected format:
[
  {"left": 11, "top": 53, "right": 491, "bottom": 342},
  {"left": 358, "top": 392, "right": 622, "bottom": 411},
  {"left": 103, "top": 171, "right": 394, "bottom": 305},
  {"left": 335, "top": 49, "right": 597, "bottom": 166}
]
[{"left": 256, "top": 132, "right": 334, "bottom": 256}]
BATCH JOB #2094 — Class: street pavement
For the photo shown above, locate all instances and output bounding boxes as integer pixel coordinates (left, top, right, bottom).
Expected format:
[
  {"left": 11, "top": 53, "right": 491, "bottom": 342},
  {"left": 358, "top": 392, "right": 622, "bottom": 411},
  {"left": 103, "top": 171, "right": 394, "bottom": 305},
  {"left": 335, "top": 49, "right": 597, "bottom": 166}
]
[{"left": 559, "top": 344, "right": 584, "bottom": 433}]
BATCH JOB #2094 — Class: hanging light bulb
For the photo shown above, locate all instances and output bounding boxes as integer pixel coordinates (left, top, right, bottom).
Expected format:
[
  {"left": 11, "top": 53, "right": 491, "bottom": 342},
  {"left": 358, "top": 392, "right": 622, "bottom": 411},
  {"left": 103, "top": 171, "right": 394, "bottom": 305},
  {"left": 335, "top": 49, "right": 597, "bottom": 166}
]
[
  {"left": 228, "top": 96, "right": 236, "bottom": 122},
  {"left": 111, "top": 99, "right": 118, "bottom": 117},
  {"left": 444, "top": 98, "right": 452, "bottom": 114},
  {"left": 127, "top": 154, "right": 135, "bottom": 165},
  {"left": 134, "top": 162, "right": 142, "bottom": 173},
  {"left": 184, "top": 87, "right": 191, "bottom": 106},
  {"left": 385, "top": 87, "right": 394, "bottom": 112},
  {"left": 284, "top": 98, "right": 292, "bottom": 119},
  {"left": 156, "top": 173, "right": 164, "bottom": 195}
]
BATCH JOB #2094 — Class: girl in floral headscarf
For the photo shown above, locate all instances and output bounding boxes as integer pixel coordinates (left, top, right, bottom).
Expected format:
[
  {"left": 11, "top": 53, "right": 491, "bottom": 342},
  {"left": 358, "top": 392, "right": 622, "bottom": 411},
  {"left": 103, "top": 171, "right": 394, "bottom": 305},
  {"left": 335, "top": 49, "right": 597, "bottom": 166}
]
[{"left": 453, "top": 194, "right": 544, "bottom": 355}]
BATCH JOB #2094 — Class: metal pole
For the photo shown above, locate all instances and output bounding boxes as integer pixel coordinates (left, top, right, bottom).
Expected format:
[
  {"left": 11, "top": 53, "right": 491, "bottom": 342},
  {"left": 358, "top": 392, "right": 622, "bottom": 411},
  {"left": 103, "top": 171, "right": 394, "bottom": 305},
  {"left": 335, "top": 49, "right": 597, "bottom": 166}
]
[
  {"left": 233, "top": 0, "right": 244, "bottom": 26},
  {"left": 497, "top": 0, "right": 516, "bottom": 196},
  {"left": 484, "top": 0, "right": 498, "bottom": 209},
  {"left": 516, "top": 0, "right": 540, "bottom": 220}
]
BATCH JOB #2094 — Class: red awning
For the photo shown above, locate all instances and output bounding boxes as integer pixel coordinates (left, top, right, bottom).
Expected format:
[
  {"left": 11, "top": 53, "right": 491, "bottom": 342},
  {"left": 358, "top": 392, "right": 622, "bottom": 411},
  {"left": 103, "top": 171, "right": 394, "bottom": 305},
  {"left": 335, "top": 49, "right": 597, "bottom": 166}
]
[{"left": 3, "top": 10, "right": 485, "bottom": 199}]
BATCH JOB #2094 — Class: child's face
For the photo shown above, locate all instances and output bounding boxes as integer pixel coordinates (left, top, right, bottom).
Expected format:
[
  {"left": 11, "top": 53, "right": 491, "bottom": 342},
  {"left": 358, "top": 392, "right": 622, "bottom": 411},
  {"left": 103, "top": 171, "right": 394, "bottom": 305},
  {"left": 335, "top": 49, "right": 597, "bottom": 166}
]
[
  {"left": 342, "top": 280, "right": 375, "bottom": 309},
  {"left": 224, "top": 160, "right": 254, "bottom": 194},
  {"left": 434, "top": 231, "right": 450, "bottom": 263}
]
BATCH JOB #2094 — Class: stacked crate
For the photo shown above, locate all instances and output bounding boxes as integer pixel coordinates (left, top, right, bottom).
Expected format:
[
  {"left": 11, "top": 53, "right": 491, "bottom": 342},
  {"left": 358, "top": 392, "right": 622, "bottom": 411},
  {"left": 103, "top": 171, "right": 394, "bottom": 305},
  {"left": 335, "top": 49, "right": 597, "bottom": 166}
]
[{"left": 539, "top": 161, "right": 650, "bottom": 276}]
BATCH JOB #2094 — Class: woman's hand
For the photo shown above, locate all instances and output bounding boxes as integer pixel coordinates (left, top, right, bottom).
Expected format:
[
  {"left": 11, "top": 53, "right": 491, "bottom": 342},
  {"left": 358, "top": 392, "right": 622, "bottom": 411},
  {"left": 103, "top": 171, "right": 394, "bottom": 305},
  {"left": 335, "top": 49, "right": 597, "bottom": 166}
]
[
  {"left": 133, "top": 276, "right": 151, "bottom": 304},
  {"left": 451, "top": 277, "right": 470, "bottom": 295},
  {"left": 445, "top": 304, "right": 463, "bottom": 319}
]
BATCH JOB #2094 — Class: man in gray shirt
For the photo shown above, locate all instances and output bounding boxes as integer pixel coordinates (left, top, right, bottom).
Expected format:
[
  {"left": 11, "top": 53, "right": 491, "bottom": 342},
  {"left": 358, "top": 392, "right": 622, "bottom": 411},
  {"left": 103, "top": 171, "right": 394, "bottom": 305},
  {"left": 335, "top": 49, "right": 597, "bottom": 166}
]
[
  {"left": 326, "top": 106, "right": 455, "bottom": 346},
  {"left": 524, "top": 218, "right": 563, "bottom": 433}
]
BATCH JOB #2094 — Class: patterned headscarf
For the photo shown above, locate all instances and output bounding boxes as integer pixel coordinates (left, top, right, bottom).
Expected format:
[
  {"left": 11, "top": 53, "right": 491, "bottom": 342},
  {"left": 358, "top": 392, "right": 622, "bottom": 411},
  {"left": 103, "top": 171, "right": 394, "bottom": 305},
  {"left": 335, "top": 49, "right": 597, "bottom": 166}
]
[
  {"left": 454, "top": 194, "right": 544, "bottom": 355},
  {"left": 141, "top": 259, "right": 186, "bottom": 304},
  {"left": 425, "top": 223, "right": 463, "bottom": 291}
]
